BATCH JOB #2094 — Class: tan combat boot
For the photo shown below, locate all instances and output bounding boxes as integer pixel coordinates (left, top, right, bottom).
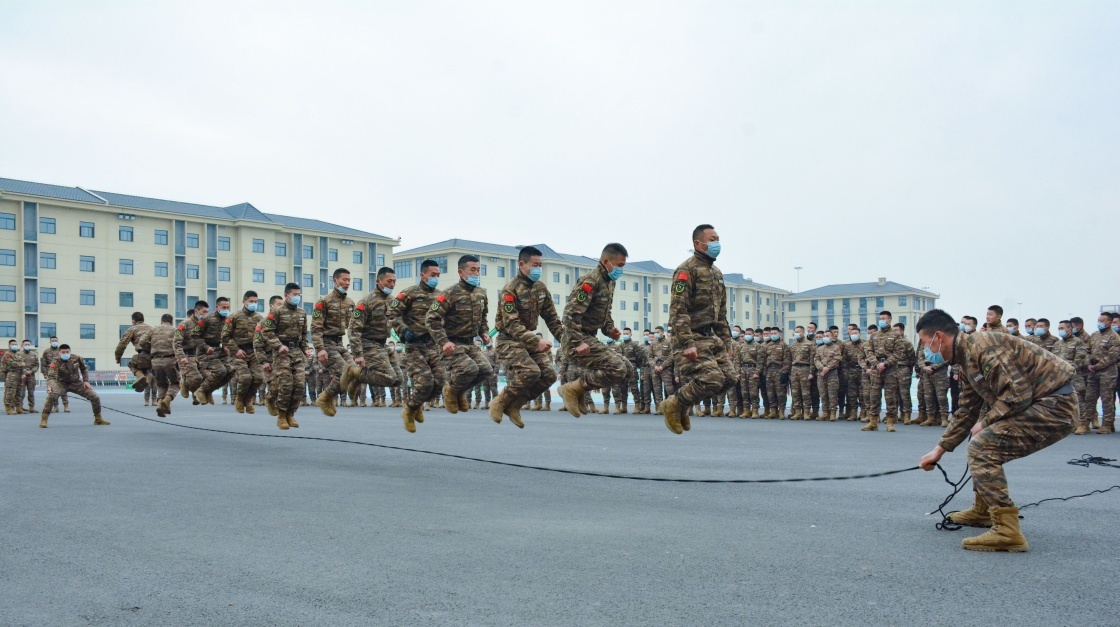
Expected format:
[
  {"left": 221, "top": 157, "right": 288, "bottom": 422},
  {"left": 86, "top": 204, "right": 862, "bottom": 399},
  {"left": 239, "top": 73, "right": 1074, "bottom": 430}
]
[
  {"left": 245, "top": 402, "right": 255, "bottom": 415},
  {"left": 962, "top": 507, "right": 1028, "bottom": 552},
  {"left": 39, "top": 413, "right": 48, "bottom": 428},
  {"left": 266, "top": 397, "right": 278, "bottom": 417},
  {"left": 156, "top": 398, "right": 169, "bottom": 418},
  {"left": 505, "top": 395, "right": 526, "bottom": 429},
  {"left": 700, "top": 405, "right": 711, "bottom": 417},
  {"left": 286, "top": 411, "right": 299, "bottom": 428},
  {"left": 94, "top": 413, "right": 110, "bottom": 425},
  {"left": 235, "top": 398, "right": 245, "bottom": 414},
  {"left": 277, "top": 413, "right": 290, "bottom": 430},
  {"left": 193, "top": 389, "right": 205, "bottom": 406},
  {"left": 681, "top": 405, "right": 692, "bottom": 431},
  {"left": 712, "top": 405, "right": 724, "bottom": 417},
  {"left": 442, "top": 384, "right": 460, "bottom": 414},
  {"left": 339, "top": 364, "right": 359, "bottom": 396},
  {"left": 489, "top": 391, "right": 508, "bottom": 424},
  {"left": 558, "top": 381, "right": 587, "bottom": 418},
  {"left": 316, "top": 390, "right": 337, "bottom": 417},
  {"left": 472, "top": 400, "right": 480, "bottom": 410},
  {"left": 921, "top": 413, "right": 940, "bottom": 427},
  {"left": 481, "top": 400, "right": 489, "bottom": 410},
  {"left": 544, "top": 400, "right": 551, "bottom": 412},
  {"left": 206, "top": 391, "right": 216, "bottom": 405},
  {"left": 916, "top": 412, "right": 928, "bottom": 425},
  {"left": 947, "top": 492, "right": 992, "bottom": 528},
  {"left": 886, "top": 419, "right": 896, "bottom": 432},
  {"left": 1074, "top": 420, "right": 1089, "bottom": 435},
  {"left": 661, "top": 395, "right": 684, "bottom": 435},
  {"left": 1099, "top": 421, "right": 1114, "bottom": 435},
  {"left": 401, "top": 405, "right": 418, "bottom": 433},
  {"left": 612, "top": 402, "right": 623, "bottom": 415},
  {"left": 860, "top": 415, "right": 878, "bottom": 431},
  {"left": 739, "top": 409, "right": 750, "bottom": 419}
]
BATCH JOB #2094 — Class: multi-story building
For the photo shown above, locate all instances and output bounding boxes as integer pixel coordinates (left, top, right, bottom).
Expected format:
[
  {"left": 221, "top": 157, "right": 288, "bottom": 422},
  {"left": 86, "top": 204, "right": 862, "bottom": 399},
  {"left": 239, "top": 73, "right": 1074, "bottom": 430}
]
[
  {"left": 0, "top": 177, "right": 398, "bottom": 371},
  {"left": 782, "top": 278, "right": 940, "bottom": 346},
  {"left": 393, "top": 239, "right": 791, "bottom": 344}
]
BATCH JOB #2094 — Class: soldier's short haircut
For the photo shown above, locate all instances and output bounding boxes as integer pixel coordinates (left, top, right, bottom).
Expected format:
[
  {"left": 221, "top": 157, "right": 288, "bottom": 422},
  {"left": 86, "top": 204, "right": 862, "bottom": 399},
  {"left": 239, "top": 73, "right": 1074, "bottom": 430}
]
[
  {"left": 916, "top": 309, "right": 959, "bottom": 336},
  {"left": 1006, "top": 317, "right": 1019, "bottom": 325},
  {"left": 829, "top": 326, "right": 839, "bottom": 332},
  {"left": 867, "top": 325, "right": 876, "bottom": 331},
  {"left": 284, "top": 282, "right": 301, "bottom": 294},
  {"left": 754, "top": 328, "right": 763, "bottom": 333},
  {"left": 22, "top": 338, "right": 30, "bottom": 343},
  {"left": 893, "top": 323, "right": 905, "bottom": 331},
  {"left": 518, "top": 246, "right": 543, "bottom": 263},
  {"left": 964, "top": 316, "right": 978, "bottom": 325},
  {"left": 879, "top": 310, "right": 892, "bottom": 319},
  {"left": 161, "top": 314, "right": 174, "bottom": 324},
  {"left": 50, "top": 335, "right": 58, "bottom": 340},
  {"left": 807, "top": 321, "right": 817, "bottom": 328},
  {"left": 795, "top": 326, "right": 804, "bottom": 331},
  {"left": 692, "top": 224, "right": 715, "bottom": 242},
  {"left": 655, "top": 326, "right": 664, "bottom": 332},
  {"left": 623, "top": 327, "right": 632, "bottom": 332},
  {"left": 1037, "top": 318, "right": 1050, "bottom": 326},
  {"left": 733, "top": 325, "right": 742, "bottom": 331},
  {"left": 988, "top": 305, "right": 1003, "bottom": 316},
  {"left": 1110, "top": 312, "right": 1120, "bottom": 320},
  {"left": 243, "top": 290, "right": 258, "bottom": 300},
  {"left": 333, "top": 268, "right": 350, "bottom": 280},
  {"left": 132, "top": 312, "right": 145, "bottom": 323},
  {"left": 1025, "top": 317, "right": 1037, "bottom": 324},
  {"left": 194, "top": 300, "right": 209, "bottom": 310},
  {"left": 1059, "top": 319, "right": 1071, "bottom": 326},
  {"left": 269, "top": 295, "right": 283, "bottom": 305},
  {"left": 59, "top": 344, "right": 70, "bottom": 351},
  {"left": 457, "top": 255, "right": 480, "bottom": 269},
  {"left": 216, "top": 297, "right": 230, "bottom": 306},
  {"left": 377, "top": 266, "right": 395, "bottom": 278},
  {"left": 420, "top": 259, "right": 440, "bottom": 272},
  {"left": 815, "top": 330, "right": 824, "bottom": 335},
  {"left": 1071, "top": 316, "right": 1084, "bottom": 325},
  {"left": 601, "top": 243, "right": 628, "bottom": 259}
]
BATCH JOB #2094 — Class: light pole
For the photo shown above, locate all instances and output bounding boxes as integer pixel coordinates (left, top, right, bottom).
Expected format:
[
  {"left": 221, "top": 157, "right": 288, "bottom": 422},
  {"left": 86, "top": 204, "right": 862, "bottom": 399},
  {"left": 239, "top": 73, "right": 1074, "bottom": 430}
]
[{"left": 794, "top": 266, "right": 802, "bottom": 293}]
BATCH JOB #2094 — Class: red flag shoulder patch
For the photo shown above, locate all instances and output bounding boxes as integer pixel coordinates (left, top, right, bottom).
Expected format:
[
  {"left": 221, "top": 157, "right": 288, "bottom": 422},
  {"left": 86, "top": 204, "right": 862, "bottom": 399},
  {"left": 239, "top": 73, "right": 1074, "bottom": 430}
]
[
  {"left": 226, "top": 318, "right": 233, "bottom": 324},
  {"left": 267, "top": 314, "right": 275, "bottom": 320},
  {"left": 315, "top": 302, "right": 324, "bottom": 310},
  {"left": 357, "top": 303, "right": 366, "bottom": 311},
  {"left": 437, "top": 294, "right": 447, "bottom": 303},
  {"left": 255, "top": 325, "right": 262, "bottom": 332},
  {"left": 198, "top": 320, "right": 204, "bottom": 327},
  {"left": 176, "top": 325, "right": 184, "bottom": 331},
  {"left": 677, "top": 272, "right": 689, "bottom": 281},
  {"left": 503, "top": 294, "right": 515, "bottom": 303},
  {"left": 396, "top": 293, "right": 406, "bottom": 300},
  {"left": 50, "top": 363, "right": 57, "bottom": 369},
  {"left": 581, "top": 283, "right": 594, "bottom": 293}
]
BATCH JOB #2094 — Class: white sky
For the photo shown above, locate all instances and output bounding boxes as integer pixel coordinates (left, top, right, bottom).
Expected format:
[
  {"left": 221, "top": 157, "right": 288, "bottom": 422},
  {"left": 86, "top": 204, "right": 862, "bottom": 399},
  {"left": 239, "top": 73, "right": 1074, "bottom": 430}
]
[{"left": 1, "top": 1, "right": 1116, "bottom": 321}]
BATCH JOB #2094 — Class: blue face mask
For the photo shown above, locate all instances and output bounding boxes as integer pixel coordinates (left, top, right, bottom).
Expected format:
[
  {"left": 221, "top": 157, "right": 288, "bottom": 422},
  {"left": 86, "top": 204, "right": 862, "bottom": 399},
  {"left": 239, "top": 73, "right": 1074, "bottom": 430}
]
[
  {"left": 1058, "top": 330, "right": 1068, "bottom": 339},
  {"left": 425, "top": 277, "right": 439, "bottom": 290},
  {"left": 850, "top": 333, "right": 861, "bottom": 342},
  {"left": 1098, "top": 322, "right": 1108, "bottom": 331},
  {"left": 793, "top": 333, "right": 802, "bottom": 340},
  {"left": 1034, "top": 327, "right": 1046, "bottom": 336},
  {"left": 622, "top": 335, "right": 631, "bottom": 342},
  {"left": 607, "top": 266, "right": 624, "bottom": 281},
  {"left": 51, "top": 342, "right": 58, "bottom": 348},
  {"left": 823, "top": 337, "right": 832, "bottom": 345},
  {"left": 1113, "top": 325, "right": 1120, "bottom": 334},
  {"left": 23, "top": 345, "right": 31, "bottom": 351},
  {"left": 289, "top": 296, "right": 301, "bottom": 307},
  {"left": 60, "top": 353, "right": 71, "bottom": 361},
  {"left": 466, "top": 275, "right": 481, "bottom": 288},
  {"left": 731, "top": 330, "right": 740, "bottom": 339},
  {"left": 923, "top": 335, "right": 946, "bottom": 366},
  {"left": 219, "top": 310, "right": 230, "bottom": 318},
  {"left": 381, "top": 286, "right": 392, "bottom": 295},
  {"left": 246, "top": 302, "right": 257, "bottom": 313},
  {"left": 704, "top": 241, "right": 721, "bottom": 259},
  {"left": 337, "top": 286, "right": 347, "bottom": 295},
  {"left": 877, "top": 319, "right": 888, "bottom": 329},
  {"left": 770, "top": 334, "right": 779, "bottom": 342},
  {"left": 395, "top": 346, "right": 404, "bottom": 353},
  {"left": 814, "top": 339, "right": 822, "bottom": 345},
  {"left": 527, "top": 267, "right": 542, "bottom": 282},
  {"left": 959, "top": 323, "right": 973, "bottom": 333},
  {"left": 654, "top": 333, "right": 662, "bottom": 340},
  {"left": 1007, "top": 326, "right": 1017, "bottom": 334}
]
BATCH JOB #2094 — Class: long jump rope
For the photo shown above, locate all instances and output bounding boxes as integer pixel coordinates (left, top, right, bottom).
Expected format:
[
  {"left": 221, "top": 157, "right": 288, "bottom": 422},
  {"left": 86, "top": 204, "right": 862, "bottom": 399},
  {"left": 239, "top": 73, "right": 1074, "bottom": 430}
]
[{"left": 68, "top": 396, "right": 1120, "bottom": 531}]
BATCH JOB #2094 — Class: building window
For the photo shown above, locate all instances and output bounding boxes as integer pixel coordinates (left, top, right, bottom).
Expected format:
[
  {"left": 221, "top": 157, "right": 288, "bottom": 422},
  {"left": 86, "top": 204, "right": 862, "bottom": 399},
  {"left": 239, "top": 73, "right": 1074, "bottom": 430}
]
[
  {"left": 353, "top": 278, "right": 363, "bottom": 291},
  {"left": 80, "top": 221, "right": 95, "bottom": 238},
  {"left": 40, "top": 287, "right": 56, "bottom": 304},
  {"left": 744, "top": 312, "right": 750, "bottom": 320},
  {"left": 875, "top": 297, "right": 884, "bottom": 308},
  {"left": 620, "top": 281, "right": 626, "bottom": 291},
  {"left": 39, "top": 217, "right": 56, "bottom": 234},
  {"left": 745, "top": 294, "right": 750, "bottom": 303},
  {"left": 187, "top": 264, "right": 200, "bottom": 280},
  {"left": 120, "top": 292, "right": 134, "bottom": 307},
  {"left": 663, "top": 304, "right": 669, "bottom": 313},
  {"left": 328, "top": 248, "right": 338, "bottom": 262},
  {"left": 0, "top": 213, "right": 13, "bottom": 230},
  {"left": 40, "top": 322, "right": 56, "bottom": 338},
  {"left": 553, "top": 294, "right": 560, "bottom": 306},
  {"left": 155, "top": 262, "right": 169, "bottom": 277},
  {"left": 40, "top": 252, "right": 56, "bottom": 269},
  {"left": 119, "top": 259, "right": 134, "bottom": 275},
  {"left": 276, "top": 272, "right": 287, "bottom": 286},
  {"left": 80, "top": 324, "right": 96, "bottom": 339},
  {"left": 788, "top": 302, "right": 796, "bottom": 312},
  {"left": 899, "top": 296, "right": 907, "bottom": 306},
  {"left": 900, "top": 315, "right": 908, "bottom": 327},
  {"left": 789, "top": 320, "right": 797, "bottom": 331},
  {"left": 303, "top": 245, "right": 314, "bottom": 260},
  {"left": 80, "top": 256, "right": 95, "bottom": 272},
  {"left": 303, "top": 274, "right": 313, "bottom": 288},
  {"left": 552, "top": 272, "right": 560, "bottom": 283},
  {"left": 119, "top": 325, "right": 132, "bottom": 339},
  {"left": 275, "top": 242, "right": 287, "bottom": 256},
  {"left": 620, "top": 300, "right": 627, "bottom": 310},
  {"left": 480, "top": 264, "right": 488, "bottom": 277},
  {"left": 0, "top": 285, "right": 14, "bottom": 302},
  {"left": 497, "top": 266, "right": 506, "bottom": 278},
  {"left": 252, "top": 238, "right": 265, "bottom": 253},
  {"left": 811, "top": 300, "right": 818, "bottom": 311},
  {"left": 218, "top": 267, "right": 231, "bottom": 282},
  {"left": 252, "top": 269, "right": 264, "bottom": 283},
  {"left": 0, "top": 321, "right": 16, "bottom": 337},
  {"left": 663, "top": 285, "right": 669, "bottom": 294},
  {"left": 376, "top": 254, "right": 385, "bottom": 266},
  {"left": 826, "top": 299, "right": 835, "bottom": 313},
  {"left": 155, "top": 293, "right": 168, "bottom": 309},
  {"left": 188, "top": 295, "right": 199, "bottom": 307},
  {"left": 353, "top": 251, "right": 363, "bottom": 264},
  {"left": 119, "top": 226, "right": 134, "bottom": 242},
  {"left": 218, "top": 236, "right": 231, "bottom": 251},
  {"left": 766, "top": 297, "right": 771, "bottom": 305},
  {"left": 633, "top": 302, "right": 639, "bottom": 312},
  {"left": 394, "top": 261, "right": 412, "bottom": 279},
  {"left": 187, "top": 233, "right": 200, "bottom": 248},
  {"left": 80, "top": 290, "right": 96, "bottom": 306},
  {"left": 567, "top": 275, "right": 572, "bottom": 285}
]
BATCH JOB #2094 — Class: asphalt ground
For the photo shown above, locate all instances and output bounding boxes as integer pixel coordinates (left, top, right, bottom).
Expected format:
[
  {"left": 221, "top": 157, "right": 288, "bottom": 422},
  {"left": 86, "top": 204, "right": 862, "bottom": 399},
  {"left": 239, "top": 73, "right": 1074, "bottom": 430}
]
[{"left": 3, "top": 392, "right": 1119, "bottom": 626}]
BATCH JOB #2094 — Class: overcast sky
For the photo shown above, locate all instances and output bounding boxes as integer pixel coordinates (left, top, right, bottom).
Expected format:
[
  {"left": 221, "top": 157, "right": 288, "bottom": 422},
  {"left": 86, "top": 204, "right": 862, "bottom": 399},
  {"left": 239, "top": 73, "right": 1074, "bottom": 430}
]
[{"left": 1, "top": 1, "right": 1116, "bottom": 320}]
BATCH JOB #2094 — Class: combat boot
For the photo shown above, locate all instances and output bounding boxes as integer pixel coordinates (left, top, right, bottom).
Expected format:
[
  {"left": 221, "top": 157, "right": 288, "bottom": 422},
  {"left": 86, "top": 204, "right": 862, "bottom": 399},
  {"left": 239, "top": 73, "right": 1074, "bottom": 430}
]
[
  {"left": 886, "top": 419, "right": 896, "bottom": 432},
  {"left": 1098, "top": 421, "right": 1114, "bottom": 435},
  {"left": 860, "top": 416, "right": 878, "bottom": 431},
  {"left": 680, "top": 406, "right": 692, "bottom": 432},
  {"left": 558, "top": 381, "right": 587, "bottom": 418},
  {"left": 544, "top": 400, "right": 551, "bottom": 412},
  {"left": 1091, "top": 416, "right": 1101, "bottom": 430},
  {"left": 654, "top": 402, "right": 661, "bottom": 415},
  {"left": 156, "top": 397, "right": 170, "bottom": 418},
  {"left": 661, "top": 395, "right": 684, "bottom": 435},
  {"left": 597, "top": 400, "right": 609, "bottom": 415},
  {"left": 235, "top": 398, "right": 245, "bottom": 414},
  {"left": 441, "top": 384, "right": 460, "bottom": 414},
  {"left": 472, "top": 400, "right": 480, "bottom": 410},
  {"left": 286, "top": 411, "right": 299, "bottom": 428},
  {"left": 1074, "top": 420, "right": 1089, "bottom": 435},
  {"left": 739, "top": 409, "right": 750, "bottom": 419},
  {"left": 947, "top": 492, "right": 992, "bottom": 528},
  {"left": 346, "top": 400, "right": 357, "bottom": 408},
  {"left": 481, "top": 400, "right": 490, "bottom": 410},
  {"left": 39, "top": 413, "right": 48, "bottom": 428},
  {"left": 245, "top": 402, "right": 255, "bottom": 415},
  {"left": 962, "top": 507, "right": 1028, "bottom": 552},
  {"left": 916, "top": 412, "right": 928, "bottom": 426},
  {"left": 712, "top": 405, "right": 724, "bottom": 417},
  {"left": 700, "top": 405, "right": 711, "bottom": 417},
  {"left": 612, "top": 402, "right": 623, "bottom": 415},
  {"left": 193, "top": 389, "right": 205, "bottom": 406},
  {"left": 340, "top": 364, "right": 359, "bottom": 397},
  {"left": 93, "top": 413, "right": 110, "bottom": 425},
  {"left": 401, "top": 405, "right": 418, "bottom": 433},
  {"left": 316, "top": 390, "right": 337, "bottom": 417},
  {"left": 62, "top": 404, "right": 69, "bottom": 413},
  {"left": 505, "top": 395, "right": 526, "bottom": 429},
  {"left": 277, "top": 413, "right": 290, "bottom": 430},
  {"left": 789, "top": 410, "right": 801, "bottom": 421},
  {"left": 266, "top": 397, "right": 278, "bottom": 417},
  {"left": 144, "top": 400, "right": 150, "bottom": 407},
  {"left": 489, "top": 391, "right": 508, "bottom": 424},
  {"left": 205, "top": 391, "right": 216, "bottom": 405},
  {"left": 530, "top": 398, "right": 541, "bottom": 411}
]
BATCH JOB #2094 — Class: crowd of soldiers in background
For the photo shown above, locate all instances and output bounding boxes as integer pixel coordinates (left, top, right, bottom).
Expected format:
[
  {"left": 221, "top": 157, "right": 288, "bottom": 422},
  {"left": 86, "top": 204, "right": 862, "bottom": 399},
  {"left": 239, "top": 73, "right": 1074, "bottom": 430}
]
[{"left": 5, "top": 293, "right": 1118, "bottom": 435}]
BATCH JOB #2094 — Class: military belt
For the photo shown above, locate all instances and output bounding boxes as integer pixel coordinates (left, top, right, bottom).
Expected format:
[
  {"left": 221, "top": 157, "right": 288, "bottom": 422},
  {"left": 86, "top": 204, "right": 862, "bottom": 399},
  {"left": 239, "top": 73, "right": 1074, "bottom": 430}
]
[
  {"left": 323, "top": 335, "right": 344, "bottom": 342},
  {"left": 695, "top": 326, "right": 718, "bottom": 337},
  {"left": 449, "top": 336, "right": 476, "bottom": 345},
  {"left": 237, "top": 343, "right": 255, "bottom": 352},
  {"left": 1051, "top": 383, "right": 1075, "bottom": 396},
  {"left": 283, "top": 341, "right": 301, "bottom": 349},
  {"left": 792, "top": 363, "right": 809, "bottom": 367}
]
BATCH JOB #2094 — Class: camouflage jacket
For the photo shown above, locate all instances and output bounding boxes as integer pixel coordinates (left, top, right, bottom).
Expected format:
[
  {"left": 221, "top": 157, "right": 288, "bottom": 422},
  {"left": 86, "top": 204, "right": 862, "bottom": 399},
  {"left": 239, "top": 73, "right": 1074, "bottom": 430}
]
[
  {"left": 562, "top": 265, "right": 618, "bottom": 346},
  {"left": 495, "top": 273, "right": 563, "bottom": 352},
  {"left": 866, "top": 328, "right": 907, "bottom": 369},
  {"left": 173, "top": 314, "right": 207, "bottom": 361},
  {"left": 260, "top": 302, "right": 311, "bottom": 353},
  {"left": 426, "top": 279, "right": 490, "bottom": 346},
  {"left": 40, "top": 347, "right": 59, "bottom": 376},
  {"left": 140, "top": 323, "right": 177, "bottom": 358},
  {"left": 814, "top": 342, "right": 841, "bottom": 372},
  {"left": 939, "top": 332, "right": 1075, "bottom": 452},
  {"left": 199, "top": 312, "right": 228, "bottom": 351},
  {"left": 1054, "top": 335, "right": 1087, "bottom": 370},
  {"left": 617, "top": 338, "right": 647, "bottom": 368},
  {"left": 1036, "top": 333, "right": 1059, "bottom": 354},
  {"left": 20, "top": 349, "right": 39, "bottom": 375},
  {"left": 765, "top": 340, "right": 791, "bottom": 374},
  {"left": 223, "top": 307, "right": 264, "bottom": 353},
  {"left": 349, "top": 289, "right": 394, "bottom": 355},
  {"left": 312, "top": 289, "right": 355, "bottom": 347},
  {"left": 388, "top": 282, "right": 439, "bottom": 343},
  {"left": 669, "top": 252, "right": 731, "bottom": 350},
  {"left": 46, "top": 354, "right": 89, "bottom": 386},
  {"left": 650, "top": 337, "right": 673, "bottom": 367},
  {"left": 739, "top": 340, "right": 765, "bottom": 369},
  {"left": 789, "top": 338, "right": 813, "bottom": 367},
  {"left": 114, "top": 322, "right": 152, "bottom": 363},
  {"left": 1087, "top": 329, "right": 1120, "bottom": 372}
]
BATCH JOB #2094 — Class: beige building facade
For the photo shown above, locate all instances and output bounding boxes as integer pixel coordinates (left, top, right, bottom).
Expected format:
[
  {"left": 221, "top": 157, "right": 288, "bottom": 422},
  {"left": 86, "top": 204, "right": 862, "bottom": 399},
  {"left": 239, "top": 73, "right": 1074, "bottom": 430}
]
[{"left": 782, "top": 277, "right": 940, "bottom": 346}]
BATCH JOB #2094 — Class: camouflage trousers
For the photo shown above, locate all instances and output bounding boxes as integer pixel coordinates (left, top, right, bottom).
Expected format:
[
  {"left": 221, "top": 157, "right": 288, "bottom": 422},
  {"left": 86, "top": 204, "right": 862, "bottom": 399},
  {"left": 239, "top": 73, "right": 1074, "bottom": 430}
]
[
  {"left": 968, "top": 393, "right": 1076, "bottom": 508},
  {"left": 230, "top": 352, "right": 265, "bottom": 405},
  {"left": 151, "top": 356, "right": 180, "bottom": 403},
  {"left": 357, "top": 342, "right": 404, "bottom": 388},
  {"left": 443, "top": 343, "right": 493, "bottom": 394},
  {"left": 739, "top": 366, "right": 762, "bottom": 412},
  {"left": 1084, "top": 370, "right": 1117, "bottom": 424},
  {"left": 789, "top": 365, "right": 811, "bottom": 416},
  {"left": 765, "top": 366, "right": 786, "bottom": 414},
  {"left": 612, "top": 360, "right": 639, "bottom": 406},
  {"left": 42, "top": 380, "right": 100, "bottom": 417},
  {"left": 921, "top": 367, "right": 950, "bottom": 420},
  {"left": 22, "top": 374, "right": 36, "bottom": 409},
  {"left": 495, "top": 338, "right": 555, "bottom": 401},
  {"left": 866, "top": 366, "right": 900, "bottom": 420},
  {"left": 809, "top": 377, "right": 819, "bottom": 413},
  {"left": 652, "top": 366, "right": 675, "bottom": 404},
  {"left": 638, "top": 369, "right": 654, "bottom": 408},
  {"left": 818, "top": 369, "right": 840, "bottom": 414},
  {"left": 727, "top": 375, "right": 742, "bottom": 413},
  {"left": 674, "top": 337, "right": 737, "bottom": 407},
  {"left": 843, "top": 367, "right": 862, "bottom": 415},
  {"left": 127, "top": 356, "right": 151, "bottom": 393},
  {"left": 566, "top": 340, "right": 628, "bottom": 391},
  {"left": 403, "top": 343, "right": 445, "bottom": 408},
  {"left": 4, "top": 371, "right": 25, "bottom": 409},
  {"left": 179, "top": 356, "right": 204, "bottom": 394},
  {"left": 891, "top": 369, "right": 912, "bottom": 417},
  {"left": 318, "top": 338, "right": 353, "bottom": 397},
  {"left": 272, "top": 350, "right": 308, "bottom": 415}
]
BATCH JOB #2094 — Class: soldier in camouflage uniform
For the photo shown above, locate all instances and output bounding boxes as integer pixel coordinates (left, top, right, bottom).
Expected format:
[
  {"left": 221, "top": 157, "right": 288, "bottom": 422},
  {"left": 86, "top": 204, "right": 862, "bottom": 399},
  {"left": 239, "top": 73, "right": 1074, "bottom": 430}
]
[
  {"left": 312, "top": 268, "right": 356, "bottom": 416},
  {"left": 814, "top": 331, "right": 841, "bottom": 420},
  {"left": 40, "top": 336, "right": 68, "bottom": 413},
  {"left": 342, "top": 267, "right": 404, "bottom": 409},
  {"left": 764, "top": 329, "right": 790, "bottom": 418},
  {"left": 1084, "top": 312, "right": 1120, "bottom": 434},
  {"left": 919, "top": 308, "right": 1077, "bottom": 553},
  {"left": 173, "top": 301, "right": 210, "bottom": 401},
  {"left": 528, "top": 334, "right": 554, "bottom": 411},
  {"left": 862, "top": 311, "right": 907, "bottom": 432},
  {"left": 259, "top": 284, "right": 313, "bottom": 430},
  {"left": 1033, "top": 319, "right": 1059, "bottom": 353},
  {"left": 985, "top": 306, "right": 1007, "bottom": 334},
  {"left": 840, "top": 326, "right": 863, "bottom": 420},
  {"left": 1055, "top": 320, "right": 1090, "bottom": 434},
  {"left": 636, "top": 334, "right": 655, "bottom": 414},
  {"left": 19, "top": 340, "right": 39, "bottom": 412},
  {"left": 805, "top": 322, "right": 820, "bottom": 419},
  {"left": 39, "top": 344, "right": 108, "bottom": 428},
  {"left": 223, "top": 291, "right": 265, "bottom": 414},
  {"left": 737, "top": 329, "right": 764, "bottom": 418},
  {"left": 491, "top": 246, "right": 564, "bottom": 427},
  {"left": 194, "top": 297, "right": 234, "bottom": 406},
  {"left": 426, "top": 255, "right": 492, "bottom": 415},
  {"left": 659, "top": 226, "right": 736, "bottom": 434},
  {"left": 389, "top": 259, "right": 446, "bottom": 432},
  {"left": 650, "top": 326, "right": 674, "bottom": 413},
  {"left": 557, "top": 244, "right": 629, "bottom": 419},
  {"left": 140, "top": 314, "right": 180, "bottom": 417},
  {"left": 893, "top": 323, "right": 916, "bottom": 424},
  {"left": 916, "top": 339, "right": 951, "bottom": 428},
  {"left": 613, "top": 329, "right": 645, "bottom": 414},
  {"left": 788, "top": 327, "right": 813, "bottom": 420},
  {"left": 3, "top": 341, "right": 25, "bottom": 414},
  {"left": 482, "top": 344, "right": 499, "bottom": 409}
]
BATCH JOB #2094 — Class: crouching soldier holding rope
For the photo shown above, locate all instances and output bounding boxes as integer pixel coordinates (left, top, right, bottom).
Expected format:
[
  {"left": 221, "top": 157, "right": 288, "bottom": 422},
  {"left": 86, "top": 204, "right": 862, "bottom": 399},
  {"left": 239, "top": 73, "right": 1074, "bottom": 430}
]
[{"left": 40, "top": 344, "right": 108, "bottom": 428}]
